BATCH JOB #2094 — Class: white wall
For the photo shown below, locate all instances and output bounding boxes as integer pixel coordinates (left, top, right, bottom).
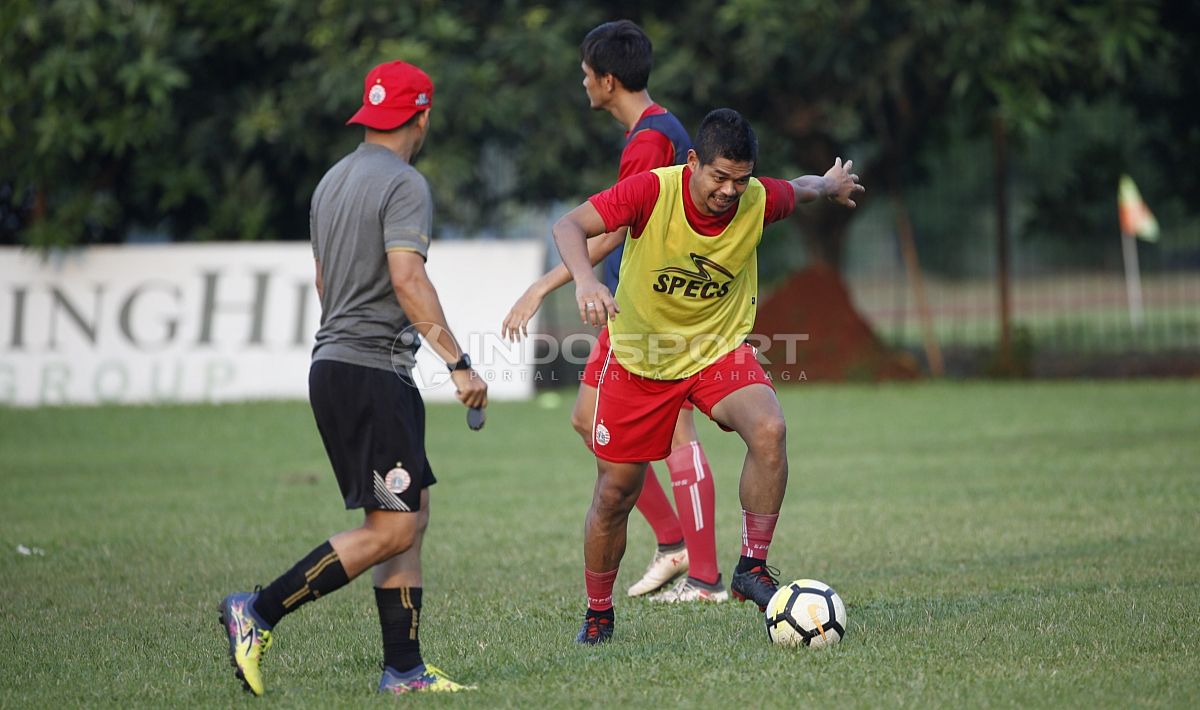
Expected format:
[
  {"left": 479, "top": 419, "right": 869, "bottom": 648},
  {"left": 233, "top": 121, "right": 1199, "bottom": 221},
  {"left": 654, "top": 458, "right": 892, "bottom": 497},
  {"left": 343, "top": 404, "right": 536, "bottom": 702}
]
[{"left": 0, "top": 241, "right": 544, "bottom": 406}]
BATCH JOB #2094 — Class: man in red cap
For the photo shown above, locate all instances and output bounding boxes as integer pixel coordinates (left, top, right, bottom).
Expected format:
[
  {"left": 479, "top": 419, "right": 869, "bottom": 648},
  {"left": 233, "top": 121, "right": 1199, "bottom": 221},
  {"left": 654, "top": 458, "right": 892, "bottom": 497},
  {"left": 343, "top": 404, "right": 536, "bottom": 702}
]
[{"left": 219, "top": 60, "right": 485, "bottom": 696}]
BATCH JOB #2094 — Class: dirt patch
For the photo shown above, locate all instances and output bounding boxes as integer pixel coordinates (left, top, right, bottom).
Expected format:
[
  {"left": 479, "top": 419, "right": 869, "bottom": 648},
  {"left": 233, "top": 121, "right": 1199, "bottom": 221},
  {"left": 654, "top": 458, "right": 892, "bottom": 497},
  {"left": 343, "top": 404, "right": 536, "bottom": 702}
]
[{"left": 754, "top": 264, "right": 920, "bottom": 382}]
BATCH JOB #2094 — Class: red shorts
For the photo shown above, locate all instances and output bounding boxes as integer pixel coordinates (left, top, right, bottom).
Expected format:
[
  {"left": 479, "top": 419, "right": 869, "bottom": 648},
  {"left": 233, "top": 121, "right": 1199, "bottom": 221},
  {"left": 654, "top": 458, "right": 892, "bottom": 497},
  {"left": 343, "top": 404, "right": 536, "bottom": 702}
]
[
  {"left": 581, "top": 327, "right": 774, "bottom": 463},
  {"left": 580, "top": 333, "right": 693, "bottom": 412}
]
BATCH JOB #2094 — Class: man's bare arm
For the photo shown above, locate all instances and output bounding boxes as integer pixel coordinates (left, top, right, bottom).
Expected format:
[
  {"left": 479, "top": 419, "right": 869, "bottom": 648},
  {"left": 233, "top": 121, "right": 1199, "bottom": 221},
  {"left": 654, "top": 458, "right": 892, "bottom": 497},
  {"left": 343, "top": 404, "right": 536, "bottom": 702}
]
[
  {"left": 501, "top": 228, "right": 626, "bottom": 340},
  {"left": 790, "top": 157, "right": 864, "bottom": 207},
  {"left": 537, "top": 229, "right": 625, "bottom": 296},
  {"left": 552, "top": 201, "right": 620, "bottom": 327}
]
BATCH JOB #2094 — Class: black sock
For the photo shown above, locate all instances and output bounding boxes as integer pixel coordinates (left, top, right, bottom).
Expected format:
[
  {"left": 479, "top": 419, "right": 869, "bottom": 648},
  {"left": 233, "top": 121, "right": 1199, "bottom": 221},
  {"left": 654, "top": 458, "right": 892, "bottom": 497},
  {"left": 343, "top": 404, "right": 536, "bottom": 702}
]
[
  {"left": 735, "top": 555, "right": 766, "bottom": 575},
  {"left": 377, "top": 587, "right": 423, "bottom": 673},
  {"left": 656, "top": 539, "right": 685, "bottom": 554},
  {"left": 687, "top": 574, "right": 722, "bottom": 588},
  {"left": 585, "top": 606, "right": 615, "bottom": 619},
  {"left": 253, "top": 541, "right": 349, "bottom": 627}
]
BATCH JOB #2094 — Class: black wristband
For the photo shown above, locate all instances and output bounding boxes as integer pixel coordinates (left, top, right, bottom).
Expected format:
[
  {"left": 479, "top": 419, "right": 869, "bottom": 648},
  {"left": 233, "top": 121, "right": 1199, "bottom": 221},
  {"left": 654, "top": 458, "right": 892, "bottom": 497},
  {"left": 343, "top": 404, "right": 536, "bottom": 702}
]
[{"left": 448, "top": 353, "right": 471, "bottom": 372}]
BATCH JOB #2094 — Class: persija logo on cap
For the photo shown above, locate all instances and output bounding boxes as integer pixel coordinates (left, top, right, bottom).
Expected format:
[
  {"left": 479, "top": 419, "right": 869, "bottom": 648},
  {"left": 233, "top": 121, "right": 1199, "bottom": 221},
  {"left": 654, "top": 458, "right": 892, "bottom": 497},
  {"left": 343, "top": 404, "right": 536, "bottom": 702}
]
[{"left": 346, "top": 60, "right": 434, "bottom": 131}]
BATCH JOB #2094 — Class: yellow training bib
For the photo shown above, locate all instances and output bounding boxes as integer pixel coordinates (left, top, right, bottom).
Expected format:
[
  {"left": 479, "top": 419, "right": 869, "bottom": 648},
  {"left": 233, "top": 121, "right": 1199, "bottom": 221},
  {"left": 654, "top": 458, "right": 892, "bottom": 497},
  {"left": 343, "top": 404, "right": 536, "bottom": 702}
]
[{"left": 609, "top": 165, "right": 765, "bottom": 380}]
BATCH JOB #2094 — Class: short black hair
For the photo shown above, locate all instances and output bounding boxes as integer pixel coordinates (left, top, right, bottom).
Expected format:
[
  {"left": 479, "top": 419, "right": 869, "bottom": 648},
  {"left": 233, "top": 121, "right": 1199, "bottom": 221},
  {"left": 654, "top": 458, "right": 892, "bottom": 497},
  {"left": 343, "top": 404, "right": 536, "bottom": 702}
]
[
  {"left": 580, "top": 20, "right": 653, "bottom": 92},
  {"left": 695, "top": 109, "right": 757, "bottom": 166},
  {"left": 371, "top": 108, "right": 427, "bottom": 134}
]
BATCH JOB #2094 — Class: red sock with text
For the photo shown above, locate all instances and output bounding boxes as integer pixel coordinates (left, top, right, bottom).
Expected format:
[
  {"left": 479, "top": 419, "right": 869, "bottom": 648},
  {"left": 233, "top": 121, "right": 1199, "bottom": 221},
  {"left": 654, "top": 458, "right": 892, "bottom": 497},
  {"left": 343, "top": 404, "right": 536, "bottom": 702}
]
[
  {"left": 584, "top": 568, "right": 619, "bottom": 612},
  {"left": 740, "top": 510, "right": 779, "bottom": 562},
  {"left": 666, "top": 442, "right": 719, "bottom": 585}
]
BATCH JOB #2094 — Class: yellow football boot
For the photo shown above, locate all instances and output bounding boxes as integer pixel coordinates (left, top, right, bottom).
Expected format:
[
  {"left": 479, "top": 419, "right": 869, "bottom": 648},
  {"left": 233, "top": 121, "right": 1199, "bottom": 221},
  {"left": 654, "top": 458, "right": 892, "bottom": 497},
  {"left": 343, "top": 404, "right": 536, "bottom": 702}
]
[
  {"left": 218, "top": 592, "right": 273, "bottom": 696},
  {"left": 378, "top": 663, "right": 477, "bottom": 693}
]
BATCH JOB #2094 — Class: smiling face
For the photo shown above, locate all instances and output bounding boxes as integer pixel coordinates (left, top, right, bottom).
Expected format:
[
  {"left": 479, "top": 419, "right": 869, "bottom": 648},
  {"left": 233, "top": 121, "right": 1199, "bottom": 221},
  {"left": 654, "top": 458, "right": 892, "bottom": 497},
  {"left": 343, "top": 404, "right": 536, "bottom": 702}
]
[
  {"left": 580, "top": 61, "right": 612, "bottom": 110},
  {"left": 686, "top": 150, "right": 755, "bottom": 216}
]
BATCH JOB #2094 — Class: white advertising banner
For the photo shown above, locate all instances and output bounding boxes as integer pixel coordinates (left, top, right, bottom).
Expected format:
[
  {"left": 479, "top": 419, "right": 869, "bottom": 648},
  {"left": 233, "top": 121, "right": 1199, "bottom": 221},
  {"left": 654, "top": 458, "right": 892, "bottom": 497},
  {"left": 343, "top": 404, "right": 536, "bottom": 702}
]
[{"left": 0, "top": 241, "right": 544, "bottom": 406}]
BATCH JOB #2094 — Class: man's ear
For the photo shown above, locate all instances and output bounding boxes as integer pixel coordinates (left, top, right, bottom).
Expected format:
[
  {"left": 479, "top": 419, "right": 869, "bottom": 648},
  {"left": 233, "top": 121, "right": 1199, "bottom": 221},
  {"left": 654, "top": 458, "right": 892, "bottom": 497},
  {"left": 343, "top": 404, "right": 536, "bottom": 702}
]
[
  {"left": 415, "top": 109, "right": 431, "bottom": 131},
  {"left": 686, "top": 148, "right": 700, "bottom": 171}
]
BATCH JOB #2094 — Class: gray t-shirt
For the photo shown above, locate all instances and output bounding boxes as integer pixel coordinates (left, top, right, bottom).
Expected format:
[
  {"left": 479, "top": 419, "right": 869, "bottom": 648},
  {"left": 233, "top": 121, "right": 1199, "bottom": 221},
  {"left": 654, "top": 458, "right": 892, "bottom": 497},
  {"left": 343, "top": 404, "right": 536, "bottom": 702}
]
[{"left": 310, "top": 142, "right": 432, "bottom": 372}]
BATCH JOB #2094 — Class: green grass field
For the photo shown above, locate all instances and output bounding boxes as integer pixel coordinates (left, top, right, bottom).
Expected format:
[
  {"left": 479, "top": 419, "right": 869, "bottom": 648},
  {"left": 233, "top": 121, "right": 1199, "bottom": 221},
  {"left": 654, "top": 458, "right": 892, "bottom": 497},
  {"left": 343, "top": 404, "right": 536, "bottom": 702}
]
[{"left": 2, "top": 381, "right": 1199, "bottom": 708}]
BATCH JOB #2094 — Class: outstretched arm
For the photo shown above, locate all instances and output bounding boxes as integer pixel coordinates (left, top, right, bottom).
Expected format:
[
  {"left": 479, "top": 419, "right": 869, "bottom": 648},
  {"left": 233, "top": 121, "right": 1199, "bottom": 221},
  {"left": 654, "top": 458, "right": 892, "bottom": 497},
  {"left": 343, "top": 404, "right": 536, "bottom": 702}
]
[
  {"left": 790, "top": 157, "right": 865, "bottom": 208},
  {"left": 552, "top": 201, "right": 621, "bottom": 327},
  {"left": 501, "top": 228, "right": 626, "bottom": 341}
]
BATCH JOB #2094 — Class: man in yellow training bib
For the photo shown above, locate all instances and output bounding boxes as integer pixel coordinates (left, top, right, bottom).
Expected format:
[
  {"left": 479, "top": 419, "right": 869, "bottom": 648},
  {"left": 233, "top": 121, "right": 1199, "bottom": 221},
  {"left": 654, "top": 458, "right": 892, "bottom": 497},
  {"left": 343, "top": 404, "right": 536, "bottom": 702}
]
[{"left": 554, "top": 108, "right": 864, "bottom": 644}]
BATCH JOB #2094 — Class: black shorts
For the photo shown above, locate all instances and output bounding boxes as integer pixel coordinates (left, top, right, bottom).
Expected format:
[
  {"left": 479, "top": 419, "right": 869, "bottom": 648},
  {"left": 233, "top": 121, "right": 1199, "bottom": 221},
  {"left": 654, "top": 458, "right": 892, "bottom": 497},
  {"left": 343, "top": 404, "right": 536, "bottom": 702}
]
[{"left": 309, "top": 359, "right": 436, "bottom": 512}]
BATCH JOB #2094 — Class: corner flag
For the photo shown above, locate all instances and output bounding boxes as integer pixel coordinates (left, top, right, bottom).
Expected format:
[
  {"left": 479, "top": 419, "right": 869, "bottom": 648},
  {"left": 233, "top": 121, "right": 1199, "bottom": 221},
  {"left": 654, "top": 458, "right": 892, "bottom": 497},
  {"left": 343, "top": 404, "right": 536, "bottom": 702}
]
[
  {"left": 1118, "top": 174, "right": 1159, "bottom": 242},
  {"left": 1117, "top": 175, "right": 1157, "bottom": 328}
]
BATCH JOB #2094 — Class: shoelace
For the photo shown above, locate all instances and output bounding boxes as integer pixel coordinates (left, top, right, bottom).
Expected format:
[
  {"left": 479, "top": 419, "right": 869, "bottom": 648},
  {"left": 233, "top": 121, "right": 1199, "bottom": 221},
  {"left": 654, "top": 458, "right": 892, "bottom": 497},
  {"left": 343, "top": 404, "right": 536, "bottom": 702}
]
[
  {"left": 425, "top": 665, "right": 455, "bottom": 683},
  {"left": 428, "top": 664, "right": 477, "bottom": 690},
  {"left": 653, "top": 578, "right": 693, "bottom": 601},
  {"left": 257, "top": 629, "right": 273, "bottom": 661},
  {"left": 752, "top": 564, "right": 781, "bottom": 587}
]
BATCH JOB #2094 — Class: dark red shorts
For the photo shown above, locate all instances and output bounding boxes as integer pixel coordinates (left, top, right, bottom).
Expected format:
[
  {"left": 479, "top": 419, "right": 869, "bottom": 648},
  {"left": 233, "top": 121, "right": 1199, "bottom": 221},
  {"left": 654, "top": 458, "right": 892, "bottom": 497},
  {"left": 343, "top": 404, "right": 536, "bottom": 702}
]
[{"left": 581, "top": 327, "right": 774, "bottom": 463}]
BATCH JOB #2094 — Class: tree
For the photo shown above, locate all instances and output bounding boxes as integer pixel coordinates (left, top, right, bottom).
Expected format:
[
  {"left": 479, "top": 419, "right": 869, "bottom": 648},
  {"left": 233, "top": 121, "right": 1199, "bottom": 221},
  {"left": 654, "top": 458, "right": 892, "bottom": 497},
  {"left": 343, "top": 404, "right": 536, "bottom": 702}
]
[
  {"left": 0, "top": 0, "right": 1184, "bottom": 276},
  {"left": 936, "top": 0, "right": 1164, "bottom": 371},
  {"left": 0, "top": 0, "right": 613, "bottom": 246},
  {"left": 650, "top": 0, "right": 1167, "bottom": 373}
]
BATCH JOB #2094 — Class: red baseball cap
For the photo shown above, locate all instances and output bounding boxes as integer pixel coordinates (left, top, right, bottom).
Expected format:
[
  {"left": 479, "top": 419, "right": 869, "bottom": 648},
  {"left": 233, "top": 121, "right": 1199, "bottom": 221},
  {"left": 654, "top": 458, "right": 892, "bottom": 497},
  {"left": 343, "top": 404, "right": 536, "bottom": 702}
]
[{"left": 346, "top": 60, "right": 434, "bottom": 131}]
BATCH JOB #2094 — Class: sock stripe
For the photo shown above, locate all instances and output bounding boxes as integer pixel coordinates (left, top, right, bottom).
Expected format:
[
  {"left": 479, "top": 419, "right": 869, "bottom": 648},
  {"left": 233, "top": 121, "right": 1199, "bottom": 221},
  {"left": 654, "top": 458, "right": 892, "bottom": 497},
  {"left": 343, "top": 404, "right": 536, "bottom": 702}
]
[
  {"left": 282, "top": 584, "right": 311, "bottom": 609},
  {"left": 687, "top": 441, "right": 704, "bottom": 531},
  {"left": 304, "top": 551, "right": 339, "bottom": 581},
  {"left": 376, "top": 586, "right": 422, "bottom": 673},
  {"left": 741, "top": 509, "right": 779, "bottom": 559}
]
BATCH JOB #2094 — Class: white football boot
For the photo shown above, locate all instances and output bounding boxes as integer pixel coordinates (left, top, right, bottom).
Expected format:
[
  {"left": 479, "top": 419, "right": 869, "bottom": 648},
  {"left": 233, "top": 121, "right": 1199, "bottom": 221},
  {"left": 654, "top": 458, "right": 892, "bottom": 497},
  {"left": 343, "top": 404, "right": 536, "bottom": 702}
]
[
  {"left": 648, "top": 575, "right": 729, "bottom": 603},
  {"left": 626, "top": 547, "right": 689, "bottom": 596}
]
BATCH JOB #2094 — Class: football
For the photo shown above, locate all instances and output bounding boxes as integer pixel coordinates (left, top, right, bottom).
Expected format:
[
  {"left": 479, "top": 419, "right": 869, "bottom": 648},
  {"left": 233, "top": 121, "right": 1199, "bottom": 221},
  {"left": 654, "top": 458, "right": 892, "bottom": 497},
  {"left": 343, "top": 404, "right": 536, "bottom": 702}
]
[{"left": 764, "top": 579, "right": 847, "bottom": 648}]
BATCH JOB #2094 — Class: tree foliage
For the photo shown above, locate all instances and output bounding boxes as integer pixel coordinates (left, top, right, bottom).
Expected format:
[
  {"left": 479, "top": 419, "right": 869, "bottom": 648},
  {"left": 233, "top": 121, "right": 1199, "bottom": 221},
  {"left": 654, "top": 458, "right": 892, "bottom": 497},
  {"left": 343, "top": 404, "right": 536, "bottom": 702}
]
[
  {"left": 1, "top": 0, "right": 611, "bottom": 245},
  {"left": 644, "top": 0, "right": 1172, "bottom": 267},
  {"left": 1, "top": 0, "right": 1191, "bottom": 260}
]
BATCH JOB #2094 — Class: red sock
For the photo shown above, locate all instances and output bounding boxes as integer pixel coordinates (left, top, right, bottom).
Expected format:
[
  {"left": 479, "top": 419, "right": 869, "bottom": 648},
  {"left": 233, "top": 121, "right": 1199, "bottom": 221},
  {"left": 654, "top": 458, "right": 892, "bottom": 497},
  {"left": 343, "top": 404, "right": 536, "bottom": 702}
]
[
  {"left": 634, "top": 463, "right": 684, "bottom": 546},
  {"left": 741, "top": 510, "right": 779, "bottom": 560},
  {"left": 666, "top": 441, "right": 719, "bottom": 585},
  {"left": 584, "top": 568, "right": 619, "bottom": 611}
]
